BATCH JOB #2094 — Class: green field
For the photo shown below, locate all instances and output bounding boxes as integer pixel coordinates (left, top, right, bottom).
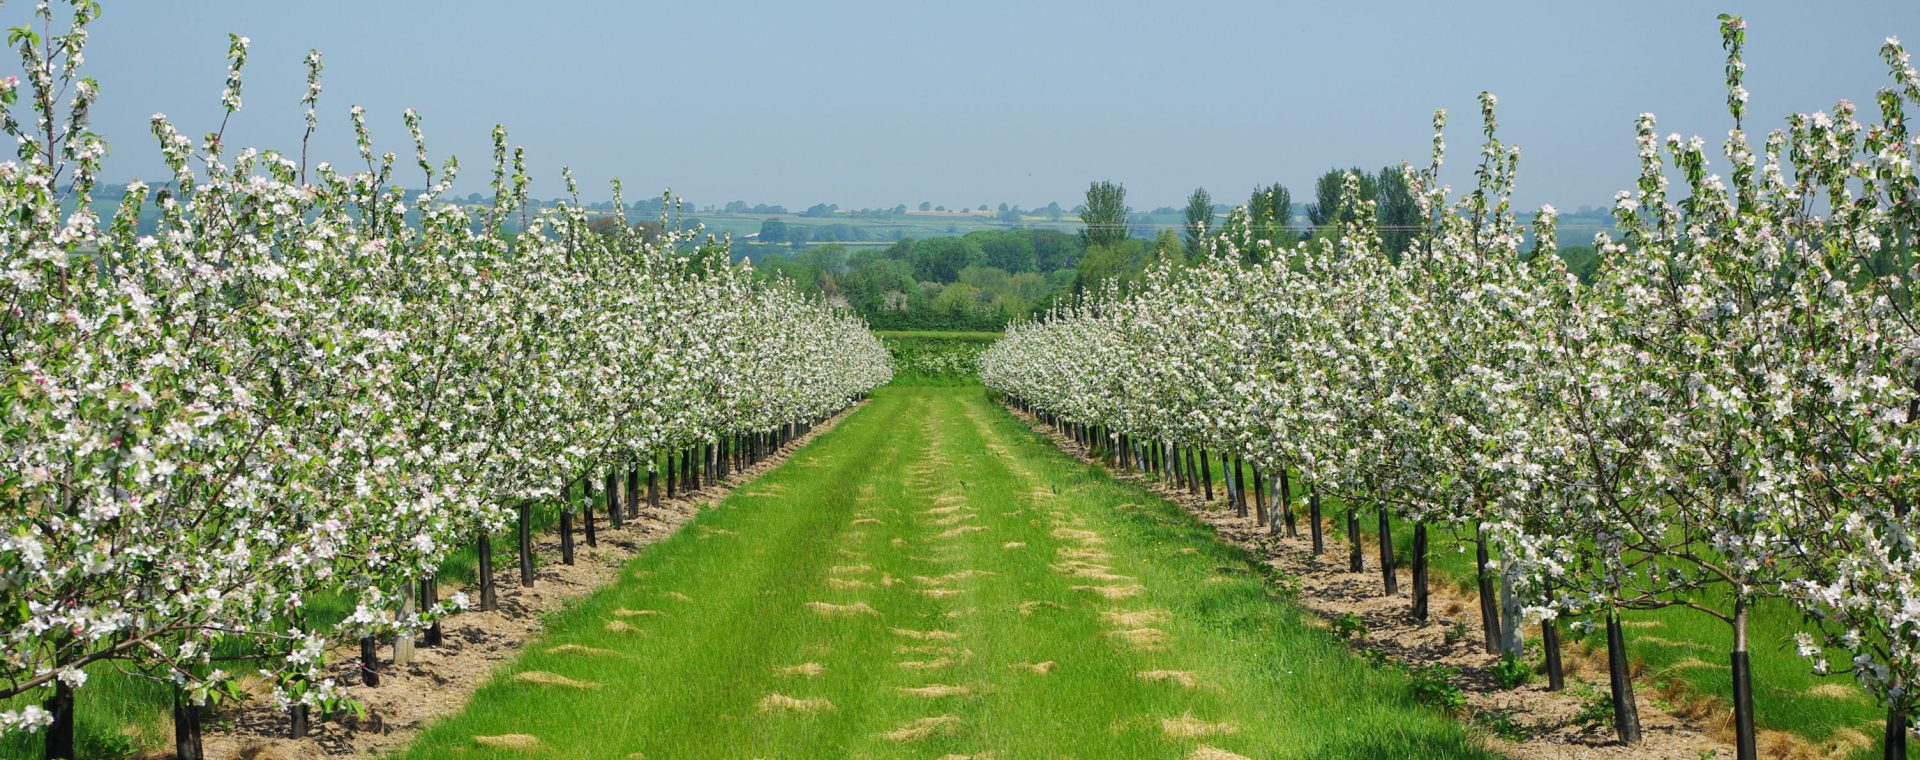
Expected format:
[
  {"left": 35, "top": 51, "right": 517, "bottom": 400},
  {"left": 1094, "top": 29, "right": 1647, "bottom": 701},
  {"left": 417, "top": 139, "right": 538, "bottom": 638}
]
[
  {"left": 396, "top": 386, "right": 1493, "bottom": 759},
  {"left": 878, "top": 330, "right": 999, "bottom": 385}
]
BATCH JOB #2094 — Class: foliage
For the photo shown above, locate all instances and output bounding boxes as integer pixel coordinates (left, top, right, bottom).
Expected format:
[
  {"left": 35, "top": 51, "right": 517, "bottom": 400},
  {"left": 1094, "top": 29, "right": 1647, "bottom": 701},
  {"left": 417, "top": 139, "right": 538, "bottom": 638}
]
[
  {"left": 1081, "top": 180, "right": 1129, "bottom": 249},
  {"left": 0, "top": 3, "right": 889, "bottom": 740}
]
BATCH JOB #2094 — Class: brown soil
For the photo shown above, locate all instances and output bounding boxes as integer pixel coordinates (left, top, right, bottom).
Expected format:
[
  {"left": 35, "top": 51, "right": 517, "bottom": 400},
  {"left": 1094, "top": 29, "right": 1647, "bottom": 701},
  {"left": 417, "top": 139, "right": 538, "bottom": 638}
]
[
  {"left": 191, "top": 406, "right": 860, "bottom": 760},
  {"left": 1012, "top": 407, "right": 1736, "bottom": 760}
]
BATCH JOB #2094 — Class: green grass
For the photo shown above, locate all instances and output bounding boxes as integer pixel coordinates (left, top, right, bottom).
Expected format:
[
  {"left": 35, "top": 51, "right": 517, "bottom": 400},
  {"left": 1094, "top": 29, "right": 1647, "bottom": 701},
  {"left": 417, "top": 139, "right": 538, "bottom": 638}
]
[
  {"left": 880, "top": 330, "right": 998, "bottom": 386},
  {"left": 396, "top": 386, "right": 1495, "bottom": 759}
]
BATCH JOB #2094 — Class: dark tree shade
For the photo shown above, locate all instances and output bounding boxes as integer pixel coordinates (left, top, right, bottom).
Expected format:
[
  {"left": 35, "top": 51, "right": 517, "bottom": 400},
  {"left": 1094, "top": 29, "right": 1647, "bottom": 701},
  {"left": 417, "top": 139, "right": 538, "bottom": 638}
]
[
  {"left": 1184, "top": 187, "right": 1213, "bottom": 258},
  {"left": 1082, "top": 180, "right": 1129, "bottom": 249},
  {"left": 1375, "top": 165, "right": 1419, "bottom": 259}
]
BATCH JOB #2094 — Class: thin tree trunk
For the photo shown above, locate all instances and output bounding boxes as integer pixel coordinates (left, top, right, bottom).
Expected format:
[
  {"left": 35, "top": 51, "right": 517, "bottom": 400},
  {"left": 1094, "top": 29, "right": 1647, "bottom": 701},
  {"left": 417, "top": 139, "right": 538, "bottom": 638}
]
[
  {"left": 1606, "top": 611, "right": 1644, "bottom": 745},
  {"left": 1543, "top": 619, "right": 1565, "bottom": 691},
  {"left": 1347, "top": 508, "right": 1363, "bottom": 572},
  {"left": 583, "top": 478, "right": 598, "bottom": 548},
  {"left": 559, "top": 509, "right": 575, "bottom": 565},
  {"left": 45, "top": 680, "right": 72, "bottom": 759},
  {"left": 1731, "top": 600, "right": 1756, "bottom": 760},
  {"left": 173, "top": 686, "right": 204, "bottom": 760},
  {"left": 421, "top": 577, "right": 442, "bottom": 646},
  {"left": 1377, "top": 506, "right": 1397, "bottom": 595},
  {"left": 1500, "top": 564, "right": 1523, "bottom": 657},
  {"left": 1887, "top": 701, "right": 1908, "bottom": 760},
  {"left": 1253, "top": 467, "right": 1268, "bottom": 529},
  {"left": 1200, "top": 450, "right": 1213, "bottom": 501},
  {"left": 1309, "top": 484, "right": 1324, "bottom": 553},
  {"left": 1279, "top": 467, "right": 1296, "bottom": 537},
  {"left": 477, "top": 529, "right": 497, "bottom": 612},
  {"left": 606, "top": 469, "right": 622, "bottom": 530},
  {"left": 1411, "top": 522, "right": 1429, "bottom": 622},
  {"left": 1475, "top": 527, "right": 1501, "bottom": 655},
  {"left": 394, "top": 581, "right": 416, "bottom": 666},
  {"left": 517, "top": 502, "right": 534, "bottom": 587},
  {"left": 359, "top": 635, "right": 379, "bottom": 686}
]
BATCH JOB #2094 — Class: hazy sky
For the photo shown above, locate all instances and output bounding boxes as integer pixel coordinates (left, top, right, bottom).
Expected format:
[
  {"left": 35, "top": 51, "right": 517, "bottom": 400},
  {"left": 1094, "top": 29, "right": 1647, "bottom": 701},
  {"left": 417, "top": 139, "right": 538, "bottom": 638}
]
[{"left": 68, "top": 1, "right": 1920, "bottom": 212}]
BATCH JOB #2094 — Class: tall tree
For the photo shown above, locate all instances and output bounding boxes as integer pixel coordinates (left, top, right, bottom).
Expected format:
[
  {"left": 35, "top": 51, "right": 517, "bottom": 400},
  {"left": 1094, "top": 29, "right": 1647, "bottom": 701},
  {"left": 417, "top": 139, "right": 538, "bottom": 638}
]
[
  {"left": 1248, "top": 183, "right": 1295, "bottom": 252},
  {"left": 1375, "top": 165, "right": 1419, "bottom": 259},
  {"left": 1082, "top": 180, "right": 1129, "bottom": 249},
  {"left": 1184, "top": 187, "right": 1213, "bottom": 258},
  {"left": 1306, "top": 167, "right": 1377, "bottom": 229}
]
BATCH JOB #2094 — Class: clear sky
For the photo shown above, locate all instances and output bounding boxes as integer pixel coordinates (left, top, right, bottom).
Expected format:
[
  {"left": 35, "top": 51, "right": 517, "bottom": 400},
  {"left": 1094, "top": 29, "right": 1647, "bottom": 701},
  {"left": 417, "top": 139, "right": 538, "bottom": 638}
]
[{"left": 68, "top": 1, "right": 1920, "bottom": 212}]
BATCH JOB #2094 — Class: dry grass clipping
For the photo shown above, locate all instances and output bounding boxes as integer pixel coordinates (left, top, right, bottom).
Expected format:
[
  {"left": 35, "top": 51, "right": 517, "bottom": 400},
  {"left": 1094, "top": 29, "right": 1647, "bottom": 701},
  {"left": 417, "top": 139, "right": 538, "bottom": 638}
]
[
  {"left": 935, "top": 525, "right": 988, "bottom": 539},
  {"left": 612, "top": 608, "right": 663, "bottom": 617},
  {"left": 1807, "top": 682, "right": 1862, "bottom": 700},
  {"left": 918, "top": 588, "right": 964, "bottom": 599},
  {"left": 603, "top": 620, "right": 646, "bottom": 634},
  {"left": 1072, "top": 584, "right": 1145, "bottom": 600},
  {"left": 1138, "top": 670, "right": 1197, "bottom": 688},
  {"left": 898, "top": 684, "right": 972, "bottom": 697},
  {"left": 1188, "top": 747, "right": 1253, "bottom": 760},
  {"left": 1161, "top": 715, "right": 1239, "bottom": 738},
  {"left": 1002, "top": 541, "right": 1027, "bottom": 549},
  {"left": 891, "top": 627, "right": 960, "bottom": 640},
  {"left": 881, "top": 714, "right": 961, "bottom": 742},
  {"left": 1018, "top": 600, "right": 1064, "bottom": 615},
  {"left": 512, "top": 671, "right": 603, "bottom": 689},
  {"left": 1102, "top": 609, "right": 1168, "bottom": 627},
  {"left": 806, "top": 601, "right": 879, "bottom": 616},
  {"left": 759, "top": 694, "right": 833, "bottom": 713},
  {"left": 474, "top": 734, "right": 544, "bottom": 750},
  {"left": 775, "top": 662, "right": 824, "bottom": 677},
  {"left": 1108, "top": 627, "right": 1170, "bottom": 650},
  {"left": 545, "top": 644, "right": 621, "bottom": 657},
  {"left": 829, "top": 564, "right": 873, "bottom": 575},
  {"left": 663, "top": 591, "right": 693, "bottom": 602},
  {"left": 851, "top": 517, "right": 883, "bottom": 526},
  {"left": 1052, "top": 527, "right": 1105, "bottom": 544},
  {"left": 826, "top": 578, "right": 873, "bottom": 590},
  {"left": 1011, "top": 661, "right": 1056, "bottom": 675}
]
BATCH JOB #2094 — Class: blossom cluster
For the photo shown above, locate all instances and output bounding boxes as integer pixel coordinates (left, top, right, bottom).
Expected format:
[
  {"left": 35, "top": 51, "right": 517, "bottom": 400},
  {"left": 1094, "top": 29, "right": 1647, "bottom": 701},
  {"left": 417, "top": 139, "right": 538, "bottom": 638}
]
[
  {"left": 983, "top": 19, "right": 1920, "bottom": 742},
  {"left": 0, "top": 2, "right": 889, "bottom": 734}
]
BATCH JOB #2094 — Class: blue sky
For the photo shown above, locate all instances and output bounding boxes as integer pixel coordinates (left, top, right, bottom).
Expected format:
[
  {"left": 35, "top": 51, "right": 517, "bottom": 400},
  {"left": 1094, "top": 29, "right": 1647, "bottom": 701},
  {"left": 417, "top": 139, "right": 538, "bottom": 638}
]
[{"left": 67, "top": 1, "right": 1920, "bottom": 212}]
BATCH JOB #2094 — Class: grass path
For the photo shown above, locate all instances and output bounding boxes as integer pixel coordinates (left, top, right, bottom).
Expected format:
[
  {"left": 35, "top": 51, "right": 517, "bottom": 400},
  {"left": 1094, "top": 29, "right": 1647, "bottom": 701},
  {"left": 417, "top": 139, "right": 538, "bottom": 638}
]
[{"left": 396, "top": 386, "right": 1493, "bottom": 759}]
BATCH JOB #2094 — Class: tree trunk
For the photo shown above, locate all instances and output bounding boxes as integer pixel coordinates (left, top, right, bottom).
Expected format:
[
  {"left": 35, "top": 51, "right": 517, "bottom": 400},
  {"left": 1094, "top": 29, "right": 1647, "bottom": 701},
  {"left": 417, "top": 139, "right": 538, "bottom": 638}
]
[
  {"left": 517, "top": 502, "right": 534, "bottom": 587},
  {"left": 1500, "top": 564, "right": 1523, "bottom": 657},
  {"left": 1253, "top": 468, "right": 1268, "bottom": 529},
  {"left": 1542, "top": 619, "right": 1565, "bottom": 691},
  {"left": 45, "top": 680, "right": 73, "bottom": 759},
  {"left": 628, "top": 464, "right": 641, "bottom": 518},
  {"left": 1200, "top": 450, "right": 1213, "bottom": 501},
  {"left": 290, "top": 700, "right": 310, "bottom": 738},
  {"left": 1235, "top": 458, "right": 1249, "bottom": 518},
  {"left": 1411, "top": 522, "right": 1429, "bottom": 622},
  {"left": 606, "top": 469, "right": 623, "bottom": 529},
  {"left": 1377, "top": 507, "right": 1397, "bottom": 595},
  {"left": 1731, "top": 600, "right": 1756, "bottom": 760},
  {"left": 359, "top": 635, "right": 379, "bottom": 687},
  {"left": 1309, "top": 485, "right": 1324, "bottom": 554},
  {"left": 1279, "top": 467, "right": 1296, "bottom": 537},
  {"left": 421, "top": 577, "right": 442, "bottom": 646},
  {"left": 173, "top": 686, "right": 204, "bottom": 760},
  {"left": 648, "top": 464, "right": 660, "bottom": 510},
  {"left": 477, "top": 529, "right": 497, "bottom": 612},
  {"left": 1887, "top": 701, "right": 1908, "bottom": 760},
  {"left": 1347, "top": 508, "right": 1363, "bottom": 572},
  {"left": 559, "top": 509, "right": 575, "bottom": 565},
  {"left": 1475, "top": 528, "right": 1501, "bottom": 655},
  {"left": 394, "top": 580, "right": 416, "bottom": 666},
  {"left": 1605, "top": 611, "right": 1644, "bottom": 745},
  {"left": 583, "top": 479, "right": 598, "bottom": 548}
]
